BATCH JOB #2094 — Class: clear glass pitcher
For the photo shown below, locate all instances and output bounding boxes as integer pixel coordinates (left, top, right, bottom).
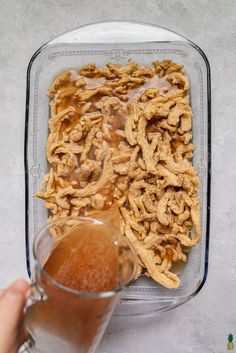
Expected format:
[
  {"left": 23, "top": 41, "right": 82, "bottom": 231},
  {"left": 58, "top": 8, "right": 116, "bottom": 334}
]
[{"left": 21, "top": 216, "right": 137, "bottom": 353}]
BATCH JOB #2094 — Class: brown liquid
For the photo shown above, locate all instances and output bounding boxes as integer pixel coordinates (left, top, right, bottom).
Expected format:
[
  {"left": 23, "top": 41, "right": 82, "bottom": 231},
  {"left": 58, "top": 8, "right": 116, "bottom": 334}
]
[
  {"left": 26, "top": 222, "right": 120, "bottom": 353},
  {"left": 54, "top": 71, "right": 178, "bottom": 215},
  {"left": 58, "top": 72, "right": 175, "bottom": 148},
  {"left": 44, "top": 223, "right": 119, "bottom": 292},
  {"left": 85, "top": 77, "right": 106, "bottom": 88},
  {"left": 126, "top": 75, "right": 173, "bottom": 102}
]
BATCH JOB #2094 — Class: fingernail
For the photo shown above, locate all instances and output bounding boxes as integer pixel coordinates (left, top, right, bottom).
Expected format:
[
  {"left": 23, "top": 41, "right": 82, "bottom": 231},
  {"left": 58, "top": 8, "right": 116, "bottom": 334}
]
[
  {"left": 11, "top": 280, "right": 30, "bottom": 293},
  {"left": 25, "top": 288, "right": 32, "bottom": 300}
]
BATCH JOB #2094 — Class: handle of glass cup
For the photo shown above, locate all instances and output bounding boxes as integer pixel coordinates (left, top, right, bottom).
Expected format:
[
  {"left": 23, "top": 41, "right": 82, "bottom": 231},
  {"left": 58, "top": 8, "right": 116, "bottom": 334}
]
[
  {"left": 18, "top": 283, "right": 47, "bottom": 353},
  {"left": 26, "top": 282, "right": 48, "bottom": 307},
  {"left": 18, "top": 335, "right": 35, "bottom": 353}
]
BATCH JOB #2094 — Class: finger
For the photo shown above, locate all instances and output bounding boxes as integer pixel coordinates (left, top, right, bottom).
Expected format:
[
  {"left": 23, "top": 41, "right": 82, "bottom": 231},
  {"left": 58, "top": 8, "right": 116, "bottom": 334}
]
[
  {"left": 0, "top": 280, "right": 30, "bottom": 330},
  {"left": 0, "top": 280, "right": 30, "bottom": 353},
  {"left": 9, "top": 280, "right": 30, "bottom": 297},
  {"left": 10, "top": 279, "right": 30, "bottom": 292},
  {"left": 0, "top": 280, "right": 30, "bottom": 299}
]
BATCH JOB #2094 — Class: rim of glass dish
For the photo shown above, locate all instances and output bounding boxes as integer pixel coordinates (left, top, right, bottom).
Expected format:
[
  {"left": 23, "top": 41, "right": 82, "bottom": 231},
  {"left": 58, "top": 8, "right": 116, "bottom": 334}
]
[
  {"left": 24, "top": 21, "right": 211, "bottom": 301},
  {"left": 47, "top": 20, "right": 188, "bottom": 43},
  {"left": 33, "top": 216, "right": 137, "bottom": 299}
]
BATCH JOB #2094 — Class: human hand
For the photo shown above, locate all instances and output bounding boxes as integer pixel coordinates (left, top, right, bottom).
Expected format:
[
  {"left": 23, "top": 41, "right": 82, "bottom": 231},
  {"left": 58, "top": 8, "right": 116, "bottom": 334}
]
[{"left": 0, "top": 280, "right": 30, "bottom": 353}]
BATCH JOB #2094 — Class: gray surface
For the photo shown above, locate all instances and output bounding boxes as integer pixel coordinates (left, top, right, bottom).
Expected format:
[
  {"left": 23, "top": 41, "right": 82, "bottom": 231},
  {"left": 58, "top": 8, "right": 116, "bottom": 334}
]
[{"left": 0, "top": 1, "right": 235, "bottom": 352}]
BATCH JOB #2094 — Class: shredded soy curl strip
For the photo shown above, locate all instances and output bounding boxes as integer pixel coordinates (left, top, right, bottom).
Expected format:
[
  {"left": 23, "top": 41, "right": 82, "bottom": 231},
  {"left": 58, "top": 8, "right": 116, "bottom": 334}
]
[{"left": 35, "top": 59, "right": 201, "bottom": 289}]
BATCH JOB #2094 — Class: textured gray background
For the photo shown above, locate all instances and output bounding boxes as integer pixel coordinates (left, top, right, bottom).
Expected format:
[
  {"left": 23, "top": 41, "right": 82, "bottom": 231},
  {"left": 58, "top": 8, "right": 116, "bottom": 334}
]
[{"left": 0, "top": 1, "right": 236, "bottom": 352}]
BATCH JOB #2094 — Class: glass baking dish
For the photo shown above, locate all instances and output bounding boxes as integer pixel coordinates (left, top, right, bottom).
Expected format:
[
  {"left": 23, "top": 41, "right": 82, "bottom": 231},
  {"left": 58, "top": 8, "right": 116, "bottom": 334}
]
[{"left": 25, "top": 21, "right": 211, "bottom": 317}]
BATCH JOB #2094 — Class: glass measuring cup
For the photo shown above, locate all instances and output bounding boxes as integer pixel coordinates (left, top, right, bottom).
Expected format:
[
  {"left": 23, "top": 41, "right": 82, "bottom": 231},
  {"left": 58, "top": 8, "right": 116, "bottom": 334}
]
[{"left": 21, "top": 216, "right": 137, "bottom": 353}]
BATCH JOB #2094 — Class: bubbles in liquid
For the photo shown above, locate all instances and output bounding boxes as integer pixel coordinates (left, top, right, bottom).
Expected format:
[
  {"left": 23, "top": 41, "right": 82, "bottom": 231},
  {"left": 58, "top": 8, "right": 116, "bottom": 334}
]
[{"left": 44, "top": 221, "right": 119, "bottom": 293}]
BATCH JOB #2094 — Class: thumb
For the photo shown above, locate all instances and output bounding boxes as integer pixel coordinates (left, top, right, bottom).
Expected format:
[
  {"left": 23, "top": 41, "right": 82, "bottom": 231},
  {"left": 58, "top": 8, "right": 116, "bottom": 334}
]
[{"left": 0, "top": 280, "right": 30, "bottom": 353}]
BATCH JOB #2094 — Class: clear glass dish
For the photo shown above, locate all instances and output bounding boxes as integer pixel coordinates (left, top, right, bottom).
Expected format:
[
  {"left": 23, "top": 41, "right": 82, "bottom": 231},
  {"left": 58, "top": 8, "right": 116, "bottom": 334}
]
[{"left": 25, "top": 21, "right": 211, "bottom": 317}]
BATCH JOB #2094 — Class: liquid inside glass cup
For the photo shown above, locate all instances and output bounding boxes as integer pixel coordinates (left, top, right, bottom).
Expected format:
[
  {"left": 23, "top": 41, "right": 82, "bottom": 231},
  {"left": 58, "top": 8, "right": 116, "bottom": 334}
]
[{"left": 23, "top": 210, "right": 137, "bottom": 353}]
